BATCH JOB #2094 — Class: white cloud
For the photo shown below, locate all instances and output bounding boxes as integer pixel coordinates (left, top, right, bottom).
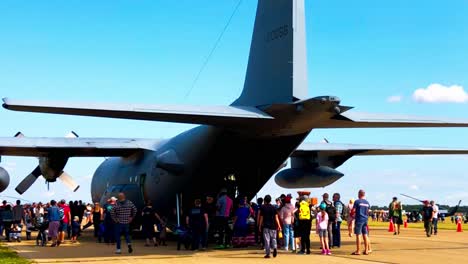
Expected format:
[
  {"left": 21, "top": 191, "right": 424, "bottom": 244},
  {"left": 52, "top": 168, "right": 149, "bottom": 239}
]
[
  {"left": 412, "top": 83, "right": 468, "bottom": 103},
  {"left": 387, "top": 95, "right": 402, "bottom": 103},
  {"left": 409, "top": 185, "right": 419, "bottom": 190}
]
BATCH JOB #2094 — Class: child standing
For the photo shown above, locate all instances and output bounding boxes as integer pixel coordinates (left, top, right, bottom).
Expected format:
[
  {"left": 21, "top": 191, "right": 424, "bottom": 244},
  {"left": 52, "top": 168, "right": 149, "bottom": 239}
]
[
  {"left": 159, "top": 216, "right": 168, "bottom": 246},
  {"left": 317, "top": 203, "right": 331, "bottom": 255},
  {"left": 71, "top": 216, "right": 81, "bottom": 243}
]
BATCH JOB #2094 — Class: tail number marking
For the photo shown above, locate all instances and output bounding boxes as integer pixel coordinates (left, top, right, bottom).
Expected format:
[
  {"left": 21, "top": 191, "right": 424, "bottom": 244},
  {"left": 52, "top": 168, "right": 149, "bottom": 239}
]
[{"left": 265, "top": 25, "right": 289, "bottom": 42}]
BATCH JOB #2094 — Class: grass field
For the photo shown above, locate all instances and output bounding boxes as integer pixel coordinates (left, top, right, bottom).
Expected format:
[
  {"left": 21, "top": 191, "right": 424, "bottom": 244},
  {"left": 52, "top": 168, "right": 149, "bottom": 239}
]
[{"left": 0, "top": 244, "right": 31, "bottom": 264}]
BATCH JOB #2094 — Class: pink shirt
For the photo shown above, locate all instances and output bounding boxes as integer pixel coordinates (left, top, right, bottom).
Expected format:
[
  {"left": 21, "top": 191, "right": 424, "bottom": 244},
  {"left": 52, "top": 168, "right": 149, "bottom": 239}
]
[
  {"left": 280, "top": 203, "right": 295, "bottom": 225},
  {"left": 316, "top": 212, "right": 329, "bottom": 230}
]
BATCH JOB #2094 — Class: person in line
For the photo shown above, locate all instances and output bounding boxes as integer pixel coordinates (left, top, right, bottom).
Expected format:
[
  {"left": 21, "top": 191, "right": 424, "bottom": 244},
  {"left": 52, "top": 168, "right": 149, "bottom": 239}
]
[
  {"left": 186, "top": 198, "right": 209, "bottom": 250},
  {"left": 58, "top": 199, "right": 71, "bottom": 245},
  {"left": 142, "top": 200, "right": 160, "bottom": 247},
  {"left": 71, "top": 216, "right": 81, "bottom": 243},
  {"left": 258, "top": 195, "right": 281, "bottom": 258},
  {"left": 279, "top": 196, "right": 295, "bottom": 252},
  {"left": 352, "top": 190, "right": 371, "bottom": 255},
  {"left": 215, "top": 188, "right": 233, "bottom": 249},
  {"left": 12, "top": 200, "right": 24, "bottom": 225},
  {"left": 317, "top": 203, "right": 331, "bottom": 255},
  {"left": 332, "top": 193, "right": 344, "bottom": 248},
  {"left": 111, "top": 193, "right": 137, "bottom": 254},
  {"left": 232, "top": 198, "right": 250, "bottom": 248},
  {"left": 320, "top": 193, "right": 336, "bottom": 248},
  {"left": 47, "top": 200, "right": 61, "bottom": 247},
  {"left": 297, "top": 196, "right": 311, "bottom": 254},
  {"left": 103, "top": 197, "right": 117, "bottom": 244},
  {"left": 430, "top": 200, "right": 439, "bottom": 235},
  {"left": 92, "top": 202, "right": 104, "bottom": 242},
  {"left": 421, "top": 200, "right": 434, "bottom": 237},
  {"left": 347, "top": 199, "right": 355, "bottom": 237}
]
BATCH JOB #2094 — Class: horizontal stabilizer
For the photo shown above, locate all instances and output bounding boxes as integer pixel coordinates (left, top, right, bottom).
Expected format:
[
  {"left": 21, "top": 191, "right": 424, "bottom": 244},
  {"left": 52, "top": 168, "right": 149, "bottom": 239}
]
[
  {"left": 315, "top": 111, "right": 468, "bottom": 128},
  {"left": 2, "top": 98, "right": 272, "bottom": 126}
]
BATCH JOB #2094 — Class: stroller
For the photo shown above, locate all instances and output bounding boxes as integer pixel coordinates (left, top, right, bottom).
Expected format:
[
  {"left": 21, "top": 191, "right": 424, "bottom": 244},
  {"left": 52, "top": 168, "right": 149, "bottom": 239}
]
[
  {"left": 174, "top": 225, "right": 192, "bottom": 250},
  {"left": 35, "top": 215, "right": 49, "bottom": 247}
]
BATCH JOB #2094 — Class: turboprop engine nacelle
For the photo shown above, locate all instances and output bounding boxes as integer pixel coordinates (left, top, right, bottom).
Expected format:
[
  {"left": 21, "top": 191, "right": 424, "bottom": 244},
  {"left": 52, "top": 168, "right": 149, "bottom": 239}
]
[
  {"left": 15, "top": 155, "right": 79, "bottom": 194},
  {"left": 274, "top": 166, "right": 344, "bottom": 188},
  {"left": 0, "top": 166, "right": 10, "bottom": 193}
]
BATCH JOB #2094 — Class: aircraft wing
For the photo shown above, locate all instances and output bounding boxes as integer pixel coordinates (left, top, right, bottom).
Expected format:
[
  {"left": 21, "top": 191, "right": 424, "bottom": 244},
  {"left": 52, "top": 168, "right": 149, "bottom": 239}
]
[
  {"left": 292, "top": 142, "right": 468, "bottom": 168},
  {"left": 0, "top": 137, "right": 162, "bottom": 157},
  {"left": 315, "top": 111, "right": 468, "bottom": 128},
  {"left": 2, "top": 98, "right": 273, "bottom": 126}
]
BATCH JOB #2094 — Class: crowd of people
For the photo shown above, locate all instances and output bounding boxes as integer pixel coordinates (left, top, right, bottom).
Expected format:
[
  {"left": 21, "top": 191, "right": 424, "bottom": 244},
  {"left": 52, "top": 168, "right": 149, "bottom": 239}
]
[
  {"left": 1, "top": 188, "right": 465, "bottom": 258},
  {"left": 177, "top": 188, "right": 373, "bottom": 258}
]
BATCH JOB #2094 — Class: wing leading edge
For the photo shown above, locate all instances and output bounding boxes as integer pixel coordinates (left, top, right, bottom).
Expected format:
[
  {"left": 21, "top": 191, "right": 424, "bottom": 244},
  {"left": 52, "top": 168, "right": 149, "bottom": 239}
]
[
  {"left": 0, "top": 137, "right": 162, "bottom": 157},
  {"left": 2, "top": 98, "right": 273, "bottom": 127},
  {"left": 292, "top": 142, "right": 468, "bottom": 170}
]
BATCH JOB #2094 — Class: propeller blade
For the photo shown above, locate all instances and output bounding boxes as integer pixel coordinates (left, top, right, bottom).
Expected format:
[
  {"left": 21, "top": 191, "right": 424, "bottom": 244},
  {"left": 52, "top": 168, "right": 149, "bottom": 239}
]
[
  {"left": 14, "top": 132, "right": 25, "bottom": 138},
  {"left": 58, "top": 171, "right": 80, "bottom": 192},
  {"left": 65, "top": 131, "right": 79, "bottom": 138},
  {"left": 15, "top": 166, "right": 41, "bottom": 195}
]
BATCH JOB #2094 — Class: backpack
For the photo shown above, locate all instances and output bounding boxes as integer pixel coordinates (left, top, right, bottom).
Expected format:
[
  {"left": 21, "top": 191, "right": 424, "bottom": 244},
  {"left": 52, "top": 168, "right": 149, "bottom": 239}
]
[
  {"left": 58, "top": 207, "right": 65, "bottom": 221},
  {"left": 341, "top": 202, "right": 349, "bottom": 219},
  {"left": 299, "top": 201, "right": 310, "bottom": 220},
  {"left": 325, "top": 202, "right": 336, "bottom": 222}
]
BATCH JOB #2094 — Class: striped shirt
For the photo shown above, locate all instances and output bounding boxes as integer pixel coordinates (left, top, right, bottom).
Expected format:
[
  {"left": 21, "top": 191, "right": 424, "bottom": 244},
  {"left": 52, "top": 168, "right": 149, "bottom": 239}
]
[{"left": 111, "top": 200, "right": 137, "bottom": 224}]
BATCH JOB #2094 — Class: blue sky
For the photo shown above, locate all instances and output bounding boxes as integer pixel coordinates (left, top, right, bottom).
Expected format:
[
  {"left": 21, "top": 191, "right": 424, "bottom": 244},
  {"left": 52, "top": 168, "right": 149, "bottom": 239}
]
[{"left": 0, "top": 0, "right": 467, "bottom": 206}]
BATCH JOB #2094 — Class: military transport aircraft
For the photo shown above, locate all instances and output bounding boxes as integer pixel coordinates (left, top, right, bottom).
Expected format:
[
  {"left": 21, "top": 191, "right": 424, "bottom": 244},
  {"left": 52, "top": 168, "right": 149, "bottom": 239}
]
[{"left": 1, "top": 0, "right": 468, "bottom": 212}]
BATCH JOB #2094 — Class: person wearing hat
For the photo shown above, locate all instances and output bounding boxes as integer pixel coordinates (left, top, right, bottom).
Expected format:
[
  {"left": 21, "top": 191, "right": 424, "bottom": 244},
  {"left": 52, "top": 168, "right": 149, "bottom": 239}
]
[
  {"left": 389, "top": 197, "right": 403, "bottom": 235},
  {"left": 421, "top": 200, "right": 434, "bottom": 237}
]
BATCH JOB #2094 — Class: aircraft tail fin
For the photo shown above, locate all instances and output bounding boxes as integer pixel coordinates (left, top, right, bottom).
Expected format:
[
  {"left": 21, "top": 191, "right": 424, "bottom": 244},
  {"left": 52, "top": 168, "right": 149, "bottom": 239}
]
[{"left": 232, "top": 0, "right": 308, "bottom": 107}]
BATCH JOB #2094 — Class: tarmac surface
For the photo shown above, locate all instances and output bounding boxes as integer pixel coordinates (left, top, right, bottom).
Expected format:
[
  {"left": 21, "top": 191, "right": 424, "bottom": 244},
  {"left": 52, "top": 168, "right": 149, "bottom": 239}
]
[{"left": 5, "top": 227, "right": 468, "bottom": 264}]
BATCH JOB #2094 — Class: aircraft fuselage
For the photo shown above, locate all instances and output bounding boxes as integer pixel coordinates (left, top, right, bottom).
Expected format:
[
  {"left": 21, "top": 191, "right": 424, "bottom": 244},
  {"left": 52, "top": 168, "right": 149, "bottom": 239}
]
[{"left": 91, "top": 125, "right": 309, "bottom": 213}]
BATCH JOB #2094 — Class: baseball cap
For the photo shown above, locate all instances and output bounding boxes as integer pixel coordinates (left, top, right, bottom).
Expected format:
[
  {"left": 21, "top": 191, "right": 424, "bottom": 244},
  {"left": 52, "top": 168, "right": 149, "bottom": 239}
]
[{"left": 110, "top": 197, "right": 117, "bottom": 201}]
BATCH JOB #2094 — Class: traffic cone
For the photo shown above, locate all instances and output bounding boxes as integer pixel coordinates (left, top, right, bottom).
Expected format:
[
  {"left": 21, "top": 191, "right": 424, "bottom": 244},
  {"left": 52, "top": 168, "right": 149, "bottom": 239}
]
[
  {"left": 457, "top": 219, "right": 463, "bottom": 232},
  {"left": 404, "top": 219, "right": 408, "bottom": 228},
  {"left": 388, "top": 219, "right": 395, "bottom": 232}
]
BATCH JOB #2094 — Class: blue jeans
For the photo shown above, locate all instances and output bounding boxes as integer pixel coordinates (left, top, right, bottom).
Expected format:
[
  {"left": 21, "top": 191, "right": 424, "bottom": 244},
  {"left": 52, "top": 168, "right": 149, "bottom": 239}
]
[
  {"left": 432, "top": 218, "right": 438, "bottom": 234},
  {"left": 283, "top": 224, "right": 295, "bottom": 250},
  {"left": 332, "top": 221, "right": 342, "bottom": 247},
  {"left": 114, "top": 223, "right": 131, "bottom": 250}
]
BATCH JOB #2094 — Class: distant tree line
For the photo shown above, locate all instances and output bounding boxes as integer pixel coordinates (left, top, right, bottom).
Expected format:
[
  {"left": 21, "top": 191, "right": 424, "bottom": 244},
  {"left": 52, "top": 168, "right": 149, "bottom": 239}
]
[{"left": 370, "top": 204, "right": 467, "bottom": 213}]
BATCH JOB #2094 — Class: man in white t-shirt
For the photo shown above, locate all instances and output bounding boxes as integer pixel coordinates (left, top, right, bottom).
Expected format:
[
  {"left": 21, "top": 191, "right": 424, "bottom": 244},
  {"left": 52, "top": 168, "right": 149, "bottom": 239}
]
[{"left": 430, "top": 201, "right": 438, "bottom": 235}]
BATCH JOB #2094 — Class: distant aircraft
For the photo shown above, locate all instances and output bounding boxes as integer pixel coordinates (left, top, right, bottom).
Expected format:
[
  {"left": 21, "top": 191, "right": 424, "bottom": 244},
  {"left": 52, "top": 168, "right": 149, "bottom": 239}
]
[
  {"left": 400, "top": 194, "right": 462, "bottom": 217},
  {"left": 1, "top": 0, "right": 468, "bottom": 213}
]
